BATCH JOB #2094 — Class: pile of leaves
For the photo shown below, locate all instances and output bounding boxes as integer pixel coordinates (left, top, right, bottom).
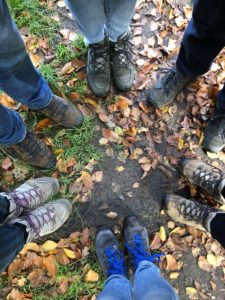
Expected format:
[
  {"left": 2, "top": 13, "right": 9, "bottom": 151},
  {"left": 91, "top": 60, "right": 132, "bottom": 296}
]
[{"left": 0, "top": 228, "right": 103, "bottom": 300}]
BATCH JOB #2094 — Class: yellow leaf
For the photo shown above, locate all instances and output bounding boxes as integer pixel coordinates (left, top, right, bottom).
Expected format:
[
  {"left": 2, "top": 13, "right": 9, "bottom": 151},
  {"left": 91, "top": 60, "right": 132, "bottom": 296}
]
[
  {"left": 178, "top": 138, "right": 184, "bottom": 150},
  {"left": 63, "top": 248, "right": 76, "bottom": 259},
  {"left": 185, "top": 287, "right": 197, "bottom": 299},
  {"left": 42, "top": 240, "right": 57, "bottom": 252},
  {"left": 84, "top": 98, "right": 98, "bottom": 107},
  {"left": 17, "top": 277, "right": 26, "bottom": 287},
  {"left": 85, "top": 269, "right": 99, "bottom": 282},
  {"left": 116, "top": 166, "right": 125, "bottom": 172},
  {"left": 159, "top": 226, "right": 166, "bottom": 242},
  {"left": 54, "top": 148, "right": 64, "bottom": 156},
  {"left": 160, "top": 106, "right": 169, "bottom": 113},
  {"left": 170, "top": 272, "right": 179, "bottom": 279}
]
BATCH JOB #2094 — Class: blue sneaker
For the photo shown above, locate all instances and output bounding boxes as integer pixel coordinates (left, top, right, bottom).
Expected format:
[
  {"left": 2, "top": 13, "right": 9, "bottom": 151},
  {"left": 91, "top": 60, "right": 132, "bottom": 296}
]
[
  {"left": 96, "top": 227, "right": 127, "bottom": 278},
  {"left": 123, "top": 215, "right": 162, "bottom": 271}
]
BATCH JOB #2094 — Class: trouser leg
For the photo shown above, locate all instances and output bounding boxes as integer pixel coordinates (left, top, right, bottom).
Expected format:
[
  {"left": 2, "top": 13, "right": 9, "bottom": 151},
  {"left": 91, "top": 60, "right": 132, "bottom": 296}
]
[{"left": 176, "top": 0, "right": 225, "bottom": 78}]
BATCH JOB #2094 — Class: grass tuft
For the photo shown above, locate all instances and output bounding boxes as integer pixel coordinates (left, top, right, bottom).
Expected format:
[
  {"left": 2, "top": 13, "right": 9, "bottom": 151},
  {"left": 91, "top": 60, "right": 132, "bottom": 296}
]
[{"left": 8, "top": 0, "right": 59, "bottom": 39}]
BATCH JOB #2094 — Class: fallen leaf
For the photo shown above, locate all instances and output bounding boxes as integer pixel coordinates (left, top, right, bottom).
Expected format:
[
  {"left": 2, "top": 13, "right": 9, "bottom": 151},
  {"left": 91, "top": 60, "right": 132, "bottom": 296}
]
[
  {"left": 92, "top": 171, "right": 103, "bottom": 182},
  {"left": 106, "top": 212, "right": 118, "bottom": 219},
  {"left": 85, "top": 270, "right": 99, "bottom": 282},
  {"left": 159, "top": 226, "right": 167, "bottom": 242}
]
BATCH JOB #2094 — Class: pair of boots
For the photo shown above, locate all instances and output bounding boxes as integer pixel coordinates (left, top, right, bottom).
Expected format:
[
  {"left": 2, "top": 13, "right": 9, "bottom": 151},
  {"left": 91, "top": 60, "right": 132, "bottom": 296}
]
[
  {"left": 164, "top": 159, "right": 225, "bottom": 233},
  {"left": 1, "top": 177, "right": 72, "bottom": 242},
  {"left": 148, "top": 68, "right": 225, "bottom": 153},
  {"left": 87, "top": 32, "right": 135, "bottom": 97},
  {"left": 3, "top": 95, "right": 84, "bottom": 169},
  {"left": 96, "top": 215, "right": 160, "bottom": 278}
]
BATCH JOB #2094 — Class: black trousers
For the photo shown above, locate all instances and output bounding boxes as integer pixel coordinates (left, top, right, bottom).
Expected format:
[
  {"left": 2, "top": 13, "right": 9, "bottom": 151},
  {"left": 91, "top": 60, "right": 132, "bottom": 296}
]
[
  {"left": 176, "top": 0, "right": 225, "bottom": 110},
  {"left": 0, "top": 195, "right": 26, "bottom": 272}
]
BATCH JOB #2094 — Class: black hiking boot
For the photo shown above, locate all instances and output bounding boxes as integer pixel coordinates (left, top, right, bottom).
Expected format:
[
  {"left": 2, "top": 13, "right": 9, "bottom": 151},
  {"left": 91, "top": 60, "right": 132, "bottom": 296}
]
[
  {"left": 203, "top": 114, "right": 225, "bottom": 153},
  {"left": 111, "top": 32, "right": 135, "bottom": 92},
  {"left": 40, "top": 94, "right": 83, "bottom": 128},
  {"left": 4, "top": 131, "right": 56, "bottom": 169},
  {"left": 164, "top": 194, "right": 225, "bottom": 232},
  {"left": 148, "top": 68, "right": 194, "bottom": 108},
  {"left": 123, "top": 215, "right": 162, "bottom": 271},
  {"left": 87, "top": 39, "right": 110, "bottom": 97},
  {"left": 95, "top": 227, "right": 127, "bottom": 278},
  {"left": 179, "top": 159, "right": 225, "bottom": 204}
]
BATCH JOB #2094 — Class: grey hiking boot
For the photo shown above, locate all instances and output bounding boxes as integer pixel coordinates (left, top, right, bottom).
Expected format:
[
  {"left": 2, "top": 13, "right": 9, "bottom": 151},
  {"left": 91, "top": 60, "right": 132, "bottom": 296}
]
[
  {"left": 111, "top": 32, "right": 135, "bottom": 92},
  {"left": 4, "top": 131, "right": 56, "bottom": 169},
  {"left": 203, "top": 114, "right": 225, "bottom": 153},
  {"left": 148, "top": 68, "right": 194, "bottom": 108},
  {"left": 164, "top": 194, "right": 225, "bottom": 232},
  {"left": 180, "top": 159, "right": 225, "bottom": 204},
  {"left": 9, "top": 199, "right": 72, "bottom": 242},
  {"left": 87, "top": 39, "right": 110, "bottom": 97},
  {"left": 1, "top": 177, "right": 60, "bottom": 223},
  {"left": 96, "top": 227, "right": 127, "bottom": 278},
  {"left": 123, "top": 215, "right": 161, "bottom": 271},
  {"left": 40, "top": 94, "right": 84, "bottom": 128}
]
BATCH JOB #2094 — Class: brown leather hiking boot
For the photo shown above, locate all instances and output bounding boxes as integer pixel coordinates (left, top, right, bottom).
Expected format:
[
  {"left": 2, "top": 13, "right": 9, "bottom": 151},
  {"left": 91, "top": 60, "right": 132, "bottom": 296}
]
[
  {"left": 40, "top": 95, "right": 84, "bottom": 128},
  {"left": 5, "top": 131, "right": 56, "bottom": 169}
]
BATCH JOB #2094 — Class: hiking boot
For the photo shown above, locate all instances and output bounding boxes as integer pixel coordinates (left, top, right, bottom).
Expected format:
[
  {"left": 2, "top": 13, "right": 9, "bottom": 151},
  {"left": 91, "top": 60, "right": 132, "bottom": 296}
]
[
  {"left": 180, "top": 159, "right": 225, "bottom": 204},
  {"left": 164, "top": 194, "right": 225, "bottom": 232},
  {"left": 123, "top": 215, "right": 161, "bottom": 271},
  {"left": 1, "top": 177, "right": 59, "bottom": 223},
  {"left": 9, "top": 199, "right": 72, "bottom": 242},
  {"left": 111, "top": 32, "right": 135, "bottom": 92},
  {"left": 4, "top": 131, "right": 56, "bottom": 169},
  {"left": 87, "top": 39, "right": 110, "bottom": 97},
  {"left": 40, "top": 94, "right": 83, "bottom": 128},
  {"left": 148, "top": 68, "right": 194, "bottom": 108},
  {"left": 96, "top": 227, "right": 127, "bottom": 278},
  {"left": 203, "top": 114, "right": 225, "bottom": 153}
]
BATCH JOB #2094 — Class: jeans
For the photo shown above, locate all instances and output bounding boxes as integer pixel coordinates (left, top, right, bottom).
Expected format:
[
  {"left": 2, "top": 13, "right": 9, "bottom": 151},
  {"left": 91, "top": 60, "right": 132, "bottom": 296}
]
[
  {"left": 65, "top": 0, "right": 137, "bottom": 44},
  {"left": 97, "top": 261, "right": 179, "bottom": 300},
  {"left": 0, "top": 195, "right": 26, "bottom": 272},
  {"left": 176, "top": 0, "right": 225, "bottom": 111},
  {"left": 0, "top": 0, "right": 52, "bottom": 145}
]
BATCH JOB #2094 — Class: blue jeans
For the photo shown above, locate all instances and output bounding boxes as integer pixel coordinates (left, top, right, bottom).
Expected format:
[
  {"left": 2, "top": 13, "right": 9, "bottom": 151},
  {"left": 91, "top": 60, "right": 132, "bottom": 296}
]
[
  {"left": 65, "top": 0, "right": 137, "bottom": 44},
  {"left": 176, "top": 0, "right": 225, "bottom": 111},
  {"left": 97, "top": 261, "right": 179, "bottom": 300},
  {"left": 0, "top": 0, "right": 52, "bottom": 145}
]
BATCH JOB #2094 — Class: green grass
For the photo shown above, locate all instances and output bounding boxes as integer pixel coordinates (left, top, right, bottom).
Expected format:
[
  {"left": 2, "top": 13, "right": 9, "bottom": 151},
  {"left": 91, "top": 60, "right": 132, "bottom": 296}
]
[
  {"left": 45, "top": 117, "right": 102, "bottom": 165},
  {"left": 72, "top": 35, "right": 87, "bottom": 58},
  {"left": 39, "top": 63, "right": 59, "bottom": 90},
  {"left": 8, "top": 0, "right": 59, "bottom": 39}
]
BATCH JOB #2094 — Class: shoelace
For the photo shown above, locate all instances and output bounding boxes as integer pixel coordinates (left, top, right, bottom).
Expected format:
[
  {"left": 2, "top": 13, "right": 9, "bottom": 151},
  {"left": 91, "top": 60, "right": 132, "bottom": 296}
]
[
  {"left": 90, "top": 46, "right": 109, "bottom": 72},
  {"left": 21, "top": 133, "right": 43, "bottom": 158},
  {"left": 9, "top": 186, "right": 42, "bottom": 215},
  {"left": 25, "top": 206, "right": 56, "bottom": 238},
  {"left": 104, "top": 247, "right": 126, "bottom": 277},
  {"left": 180, "top": 201, "right": 206, "bottom": 220},
  {"left": 112, "top": 42, "right": 132, "bottom": 66},
  {"left": 126, "top": 234, "right": 164, "bottom": 270},
  {"left": 194, "top": 167, "right": 222, "bottom": 193}
]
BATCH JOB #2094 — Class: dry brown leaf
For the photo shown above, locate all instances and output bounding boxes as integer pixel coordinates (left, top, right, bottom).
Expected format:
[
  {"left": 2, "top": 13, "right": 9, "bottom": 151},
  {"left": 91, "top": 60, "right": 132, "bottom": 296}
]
[{"left": 92, "top": 171, "right": 103, "bottom": 183}]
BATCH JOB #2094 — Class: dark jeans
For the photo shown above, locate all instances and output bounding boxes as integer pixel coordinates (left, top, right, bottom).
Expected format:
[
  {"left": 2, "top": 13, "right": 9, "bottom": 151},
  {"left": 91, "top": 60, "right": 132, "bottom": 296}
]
[
  {"left": 0, "top": 0, "right": 52, "bottom": 145},
  {"left": 176, "top": 0, "right": 225, "bottom": 111},
  {"left": 0, "top": 195, "right": 26, "bottom": 273}
]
